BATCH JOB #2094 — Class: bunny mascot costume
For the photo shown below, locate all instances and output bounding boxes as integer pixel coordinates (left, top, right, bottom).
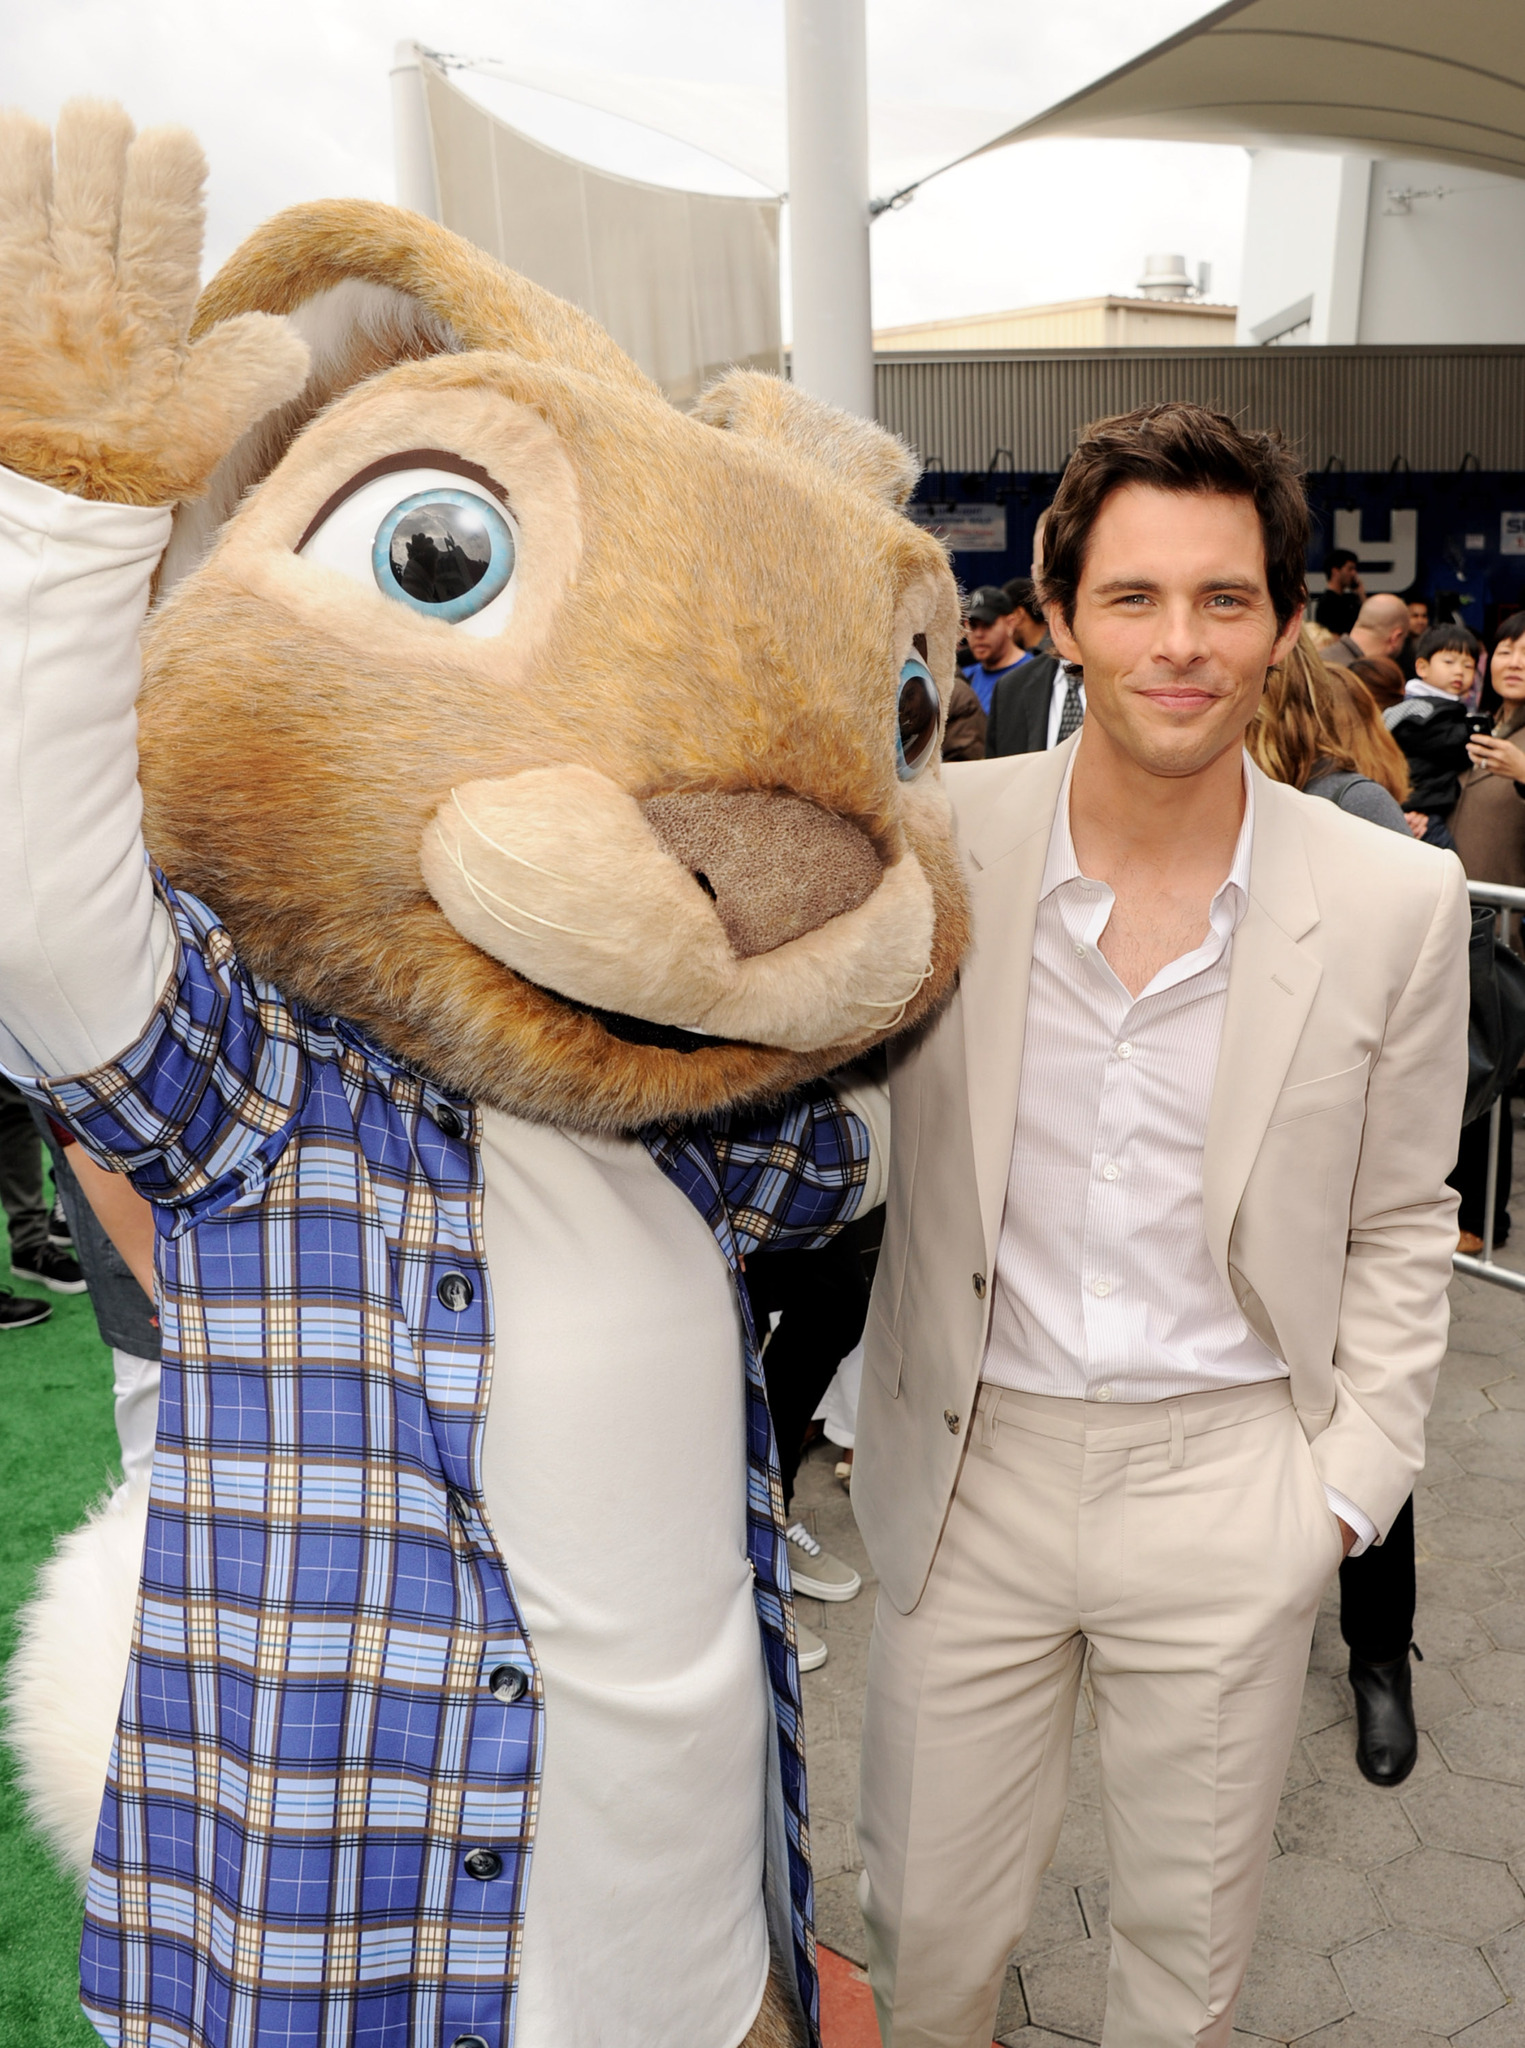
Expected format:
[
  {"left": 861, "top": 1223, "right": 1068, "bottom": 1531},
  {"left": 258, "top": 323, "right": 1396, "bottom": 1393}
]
[{"left": 0, "top": 106, "right": 970, "bottom": 2048}]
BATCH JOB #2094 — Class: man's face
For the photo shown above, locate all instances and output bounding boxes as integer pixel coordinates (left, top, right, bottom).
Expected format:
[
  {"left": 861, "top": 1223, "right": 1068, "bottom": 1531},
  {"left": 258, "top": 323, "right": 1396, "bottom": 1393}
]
[
  {"left": 1048, "top": 483, "right": 1301, "bottom": 781},
  {"left": 965, "top": 613, "right": 1016, "bottom": 666},
  {"left": 1415, "top": 647, "right": 1476, "bottom": 696},
  {"left": 1329, "top": 559, "right": 1359, "bottom": 592},
  {"left": 1407, "top": 601, "right": 1429, "bottom": 636}
]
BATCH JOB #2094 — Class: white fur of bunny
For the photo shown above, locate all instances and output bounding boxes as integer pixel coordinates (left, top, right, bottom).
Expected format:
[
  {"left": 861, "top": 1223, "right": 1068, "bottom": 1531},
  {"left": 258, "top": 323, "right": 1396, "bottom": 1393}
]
[{"left": 4, "top": 1481, "right": 146, "bottom": 1880}]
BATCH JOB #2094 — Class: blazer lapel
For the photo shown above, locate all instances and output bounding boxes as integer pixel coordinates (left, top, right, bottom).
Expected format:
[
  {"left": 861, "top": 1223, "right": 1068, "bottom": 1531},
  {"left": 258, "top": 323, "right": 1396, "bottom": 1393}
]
[
  {"left": 1203, "top": 771, "right": 1322, "bottom": 1282},
  {"left": 959, "top": 741, "right": 1074, "bottom": 1265}
]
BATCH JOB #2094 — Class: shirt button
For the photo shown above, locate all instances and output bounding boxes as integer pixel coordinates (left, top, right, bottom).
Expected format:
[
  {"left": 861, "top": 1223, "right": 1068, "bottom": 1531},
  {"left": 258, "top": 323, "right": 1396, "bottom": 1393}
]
[
  {"left": 944, "top": 1409, "right": 962, "bottom": 1435},
  {"left": 488, "top": 1663, "right": 530, "bottom": 1704},
  {"left": 435, "top": 1103, "right": 466, "bottom": 1141},
  {"left": 972, "top": 1272, "right": 987, "bottom": 1299},
  {"left": 452, "top": 2036, "right": 492, "bottom": 2048},
  {"left": 1102, "top": 1162, "right": 1120, "bottom": 1181},
  {"left": 1093, "top": 1278, "right": 1113, "bottom": 1297},
  {"left": 1116, "top": 1041, "right": 1133, "bottom": 1060},
  {"left": 437, "top": 1272, "right": 474, "bottom": 1312},
  {"left": 1074, "top": 942, "right": 1086, "bottom": 957},
  {"left": 463, "top": 1848, "right": 504, "bottom": 1881},
  {"left": 1095, "top": 1386, "right": 1113, "bottom": 1402}
]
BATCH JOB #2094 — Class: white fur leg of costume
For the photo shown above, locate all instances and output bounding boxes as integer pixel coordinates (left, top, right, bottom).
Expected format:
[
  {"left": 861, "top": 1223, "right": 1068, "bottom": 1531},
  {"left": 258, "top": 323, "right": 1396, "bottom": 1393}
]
[{"left": 4, "top": 1481, "right": 147, "bottom": 1879}]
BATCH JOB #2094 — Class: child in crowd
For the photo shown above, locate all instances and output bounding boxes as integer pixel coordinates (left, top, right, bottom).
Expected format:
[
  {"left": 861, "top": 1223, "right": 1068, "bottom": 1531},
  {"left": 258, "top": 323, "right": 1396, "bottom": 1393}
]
[{"left": 1383, "top": 622, "right": 1482, "bottom": 846}]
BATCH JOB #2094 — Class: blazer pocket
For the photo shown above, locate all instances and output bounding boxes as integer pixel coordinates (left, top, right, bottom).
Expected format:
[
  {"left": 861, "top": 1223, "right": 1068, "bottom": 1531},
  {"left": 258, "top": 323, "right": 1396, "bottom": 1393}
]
[
  {"left": 1267, "top": 1054, "right": 1371, "bottom": 1128},
  {"left": 864, "top": 1298, "right": 904, "bottom": 1399}
]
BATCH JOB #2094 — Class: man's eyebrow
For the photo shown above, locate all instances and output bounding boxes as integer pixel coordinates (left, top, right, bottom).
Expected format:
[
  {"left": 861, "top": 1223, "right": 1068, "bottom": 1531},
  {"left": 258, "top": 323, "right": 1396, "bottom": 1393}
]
[{"left": 1088, "top": 574, "right": 1266, "bottom": 597}]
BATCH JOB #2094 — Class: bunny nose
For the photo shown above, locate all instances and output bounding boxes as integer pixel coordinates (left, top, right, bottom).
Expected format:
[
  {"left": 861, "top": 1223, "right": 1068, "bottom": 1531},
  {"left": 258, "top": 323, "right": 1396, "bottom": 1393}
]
[{"left": 641, "top": 791, "right": 884, "bottom": 958}]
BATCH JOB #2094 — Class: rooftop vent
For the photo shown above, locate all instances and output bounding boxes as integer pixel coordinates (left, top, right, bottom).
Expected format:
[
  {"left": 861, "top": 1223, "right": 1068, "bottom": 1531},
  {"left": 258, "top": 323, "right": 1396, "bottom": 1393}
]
[{"left": 1137, "top": 253, "right": 1194, "bottom": 300}]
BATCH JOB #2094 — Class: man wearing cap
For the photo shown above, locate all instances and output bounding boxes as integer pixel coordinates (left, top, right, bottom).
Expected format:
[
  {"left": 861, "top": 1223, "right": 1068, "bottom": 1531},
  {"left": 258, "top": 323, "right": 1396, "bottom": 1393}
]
[{"left": 961, "top": 586, "right": 1028, "bottom": 717}]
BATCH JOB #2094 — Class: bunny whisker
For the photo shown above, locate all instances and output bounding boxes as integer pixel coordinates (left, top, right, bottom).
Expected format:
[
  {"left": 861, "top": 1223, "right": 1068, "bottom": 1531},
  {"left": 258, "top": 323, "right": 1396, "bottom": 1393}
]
[
  {"left": 437, "top": 830, "right": 601, "bottom": 941},
  {"left": 450, "top": 788, "right": 582, "bottom": 889}
]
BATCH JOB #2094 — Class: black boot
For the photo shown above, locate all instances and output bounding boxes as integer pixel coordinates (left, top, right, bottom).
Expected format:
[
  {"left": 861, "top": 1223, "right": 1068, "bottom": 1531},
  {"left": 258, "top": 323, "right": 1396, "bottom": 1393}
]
[{"left": 1350, "top": 1647, "right": 1419, "bottom": 1787}]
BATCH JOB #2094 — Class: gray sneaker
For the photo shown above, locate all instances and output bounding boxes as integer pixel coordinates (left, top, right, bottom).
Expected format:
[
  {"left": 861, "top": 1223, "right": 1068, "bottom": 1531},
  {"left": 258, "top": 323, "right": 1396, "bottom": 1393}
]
[
  {"left": 786, "top": 1521, "right": 862, "bottom": 1602},
  {"left": 796, "top": 1620, "right": 828, "bottom": 1672}
]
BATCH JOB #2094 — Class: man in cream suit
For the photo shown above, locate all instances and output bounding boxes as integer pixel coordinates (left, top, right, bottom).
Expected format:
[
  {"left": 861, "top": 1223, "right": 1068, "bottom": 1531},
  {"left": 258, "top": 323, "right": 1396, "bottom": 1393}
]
[{"left": 854, "top": 402, "right": 1469, "bottom": 2048}]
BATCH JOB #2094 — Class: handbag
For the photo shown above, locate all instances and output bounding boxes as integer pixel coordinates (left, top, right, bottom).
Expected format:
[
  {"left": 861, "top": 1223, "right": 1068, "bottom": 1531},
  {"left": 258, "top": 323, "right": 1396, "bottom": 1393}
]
[{"left": 1463, "top": 903, "right": 1525, "bottom": 1124}]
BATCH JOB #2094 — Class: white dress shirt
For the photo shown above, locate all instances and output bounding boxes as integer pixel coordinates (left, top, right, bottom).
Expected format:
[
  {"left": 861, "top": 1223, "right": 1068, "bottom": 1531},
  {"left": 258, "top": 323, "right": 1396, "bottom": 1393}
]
[
  {"left": 984, "top": 751, "right": 1375, "bottom": 1548},
  {"left": 1044, "top": 663, "right": 1087, "bottom": 749}
]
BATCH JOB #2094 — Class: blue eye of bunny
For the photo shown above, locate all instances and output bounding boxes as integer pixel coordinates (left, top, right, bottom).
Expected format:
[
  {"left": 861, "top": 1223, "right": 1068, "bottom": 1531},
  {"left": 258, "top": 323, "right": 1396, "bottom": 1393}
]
[
  {"left": 896, "top": 656, "right": 940, "bottom": 779},
  {"left": 372, "top": 488, "right": 515, "bottom": 623}
]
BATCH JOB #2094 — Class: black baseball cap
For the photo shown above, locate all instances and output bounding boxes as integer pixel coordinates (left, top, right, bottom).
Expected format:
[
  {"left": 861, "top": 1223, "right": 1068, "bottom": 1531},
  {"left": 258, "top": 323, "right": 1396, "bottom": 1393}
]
[{"left": 965, "top": 586, "right": 1012, "bottom": 624}]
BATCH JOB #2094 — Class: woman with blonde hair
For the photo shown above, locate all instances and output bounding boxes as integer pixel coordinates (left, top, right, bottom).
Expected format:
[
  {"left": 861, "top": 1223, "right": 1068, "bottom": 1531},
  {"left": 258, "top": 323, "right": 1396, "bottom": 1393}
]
[{"left": 1247, "top": 631, "right": 1409, "bottom": 827}]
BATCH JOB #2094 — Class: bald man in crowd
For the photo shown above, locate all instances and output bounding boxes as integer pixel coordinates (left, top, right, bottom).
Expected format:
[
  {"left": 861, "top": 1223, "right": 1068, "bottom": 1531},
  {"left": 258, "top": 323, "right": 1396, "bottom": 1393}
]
[{"left": 1326, "top": 592, "right": 1409, "bottom": 668}]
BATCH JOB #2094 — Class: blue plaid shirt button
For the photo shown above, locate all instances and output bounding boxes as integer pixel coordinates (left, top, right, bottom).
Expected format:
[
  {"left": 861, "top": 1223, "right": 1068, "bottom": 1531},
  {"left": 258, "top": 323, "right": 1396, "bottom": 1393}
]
[
  {"left": 451, "top": 2037, "right": 491, "bottom": 2048},
  {"left": 463, "top": 1848, "right": 504, "bottom": 1881},
  {"left": 437, "top": 1271, "right": 474, "bottom": 1312},
  {"left": 488, "top": 1663, "right": 530, "bottom": 1703},
  {"left": 435, "top": 1103, "right": 466, "bottom": 1139}
]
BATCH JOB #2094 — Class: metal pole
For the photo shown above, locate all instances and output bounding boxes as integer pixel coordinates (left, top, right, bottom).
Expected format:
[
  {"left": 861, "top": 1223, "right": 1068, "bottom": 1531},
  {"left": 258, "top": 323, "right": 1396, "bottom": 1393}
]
[
  {"left": 1483, "top": 1093, "right": 1502, "bottom": 1263},
  {"left": 785, "top": 0, "right": 875, "bottom": 418},
  {"left": 391, "top": 41, "right": 441, "bottom": 221}
]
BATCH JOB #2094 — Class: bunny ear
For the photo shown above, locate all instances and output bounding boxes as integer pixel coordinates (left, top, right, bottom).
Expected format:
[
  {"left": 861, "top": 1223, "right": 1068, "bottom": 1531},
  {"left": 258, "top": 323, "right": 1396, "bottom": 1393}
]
[
  {"left": 692, "top": 368, "right": 921, "bottom": 510},
  {"left": 160, "top": 199, "right": 652, "bottom": 593}
]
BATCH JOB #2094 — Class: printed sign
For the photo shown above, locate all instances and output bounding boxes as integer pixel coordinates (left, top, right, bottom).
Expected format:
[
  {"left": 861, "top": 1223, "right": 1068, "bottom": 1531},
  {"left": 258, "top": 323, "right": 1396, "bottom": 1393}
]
[
  {"left": 1502, "top": 511, "right": 1525, "bottom": 556},
  {"left": 906, "top": 502, "right": 1008, "bottom": 552}
]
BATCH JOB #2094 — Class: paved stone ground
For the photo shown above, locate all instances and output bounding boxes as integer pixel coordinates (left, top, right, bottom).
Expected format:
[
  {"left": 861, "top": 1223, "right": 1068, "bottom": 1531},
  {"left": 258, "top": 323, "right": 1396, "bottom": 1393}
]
[{"left": 794, "top": 1150, "right": 1525, "bottom": 2045}]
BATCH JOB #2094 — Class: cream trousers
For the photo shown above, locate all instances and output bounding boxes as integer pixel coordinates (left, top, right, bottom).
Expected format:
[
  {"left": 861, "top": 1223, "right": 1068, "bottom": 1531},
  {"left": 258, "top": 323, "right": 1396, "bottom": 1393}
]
[{"left": 857, "top": 1377, "right": 1343, "bottom": 2048}]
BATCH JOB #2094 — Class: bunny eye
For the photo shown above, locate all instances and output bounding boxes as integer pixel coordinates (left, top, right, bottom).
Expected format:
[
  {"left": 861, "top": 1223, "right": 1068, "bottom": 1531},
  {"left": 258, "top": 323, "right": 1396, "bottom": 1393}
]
[
  {"left": 896, "top": 656, "right": 940, "bottom": 779},
  {"left": 373, "top": 489, "right": 514, "bottom": 622},
  {"left": 297, "top": 463, "right": 519, "bottom": 638}
]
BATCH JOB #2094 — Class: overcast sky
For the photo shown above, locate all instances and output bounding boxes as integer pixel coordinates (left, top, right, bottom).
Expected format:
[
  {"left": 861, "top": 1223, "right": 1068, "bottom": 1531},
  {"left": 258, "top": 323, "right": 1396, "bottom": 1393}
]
[{"left": 5, "top": 0, "right": 1250, "bottom": 325}]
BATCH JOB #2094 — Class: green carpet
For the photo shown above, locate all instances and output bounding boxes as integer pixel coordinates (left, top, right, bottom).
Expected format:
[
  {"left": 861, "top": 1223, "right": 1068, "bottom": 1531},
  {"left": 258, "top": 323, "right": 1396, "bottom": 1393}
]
[{"left": 0, "top": 1201, "right": 120, "bottom": 2048}]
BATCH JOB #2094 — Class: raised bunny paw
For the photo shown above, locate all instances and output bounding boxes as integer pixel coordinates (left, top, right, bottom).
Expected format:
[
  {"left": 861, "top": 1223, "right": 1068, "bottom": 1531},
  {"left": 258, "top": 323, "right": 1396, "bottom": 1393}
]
[{"left": 0, "top": 100, "right": 309, "bottom": 505}]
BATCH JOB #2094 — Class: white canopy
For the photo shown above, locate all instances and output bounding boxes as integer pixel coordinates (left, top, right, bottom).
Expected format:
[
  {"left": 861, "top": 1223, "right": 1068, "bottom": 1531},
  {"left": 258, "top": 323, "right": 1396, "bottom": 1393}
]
[
  {"left": 429, "top": 51, "right": 1014, "bottom": 202},
  {"left": 412, "top": 55, "right": 783, "bottom": 404},
  {"left": 967, "top": 0, "right": 1525, "bottom": 182}
]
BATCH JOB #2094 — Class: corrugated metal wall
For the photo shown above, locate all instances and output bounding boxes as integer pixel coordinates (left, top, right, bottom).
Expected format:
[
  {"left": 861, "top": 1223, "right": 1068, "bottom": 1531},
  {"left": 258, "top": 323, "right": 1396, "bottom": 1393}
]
[{"left": 874, "top": 348, "right": 1525, "bottom": 473}]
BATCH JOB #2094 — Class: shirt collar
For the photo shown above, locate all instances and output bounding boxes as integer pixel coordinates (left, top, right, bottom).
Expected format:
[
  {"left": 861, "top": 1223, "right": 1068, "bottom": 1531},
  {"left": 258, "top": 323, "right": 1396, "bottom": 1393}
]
[{"left": 1041, "top": 743, "right": 1255, "bottom": 914}]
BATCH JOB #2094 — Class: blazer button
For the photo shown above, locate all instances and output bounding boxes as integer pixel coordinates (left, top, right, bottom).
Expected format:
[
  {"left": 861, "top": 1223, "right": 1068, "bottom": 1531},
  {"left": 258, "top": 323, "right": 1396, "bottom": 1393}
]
[
  {"left": 437, "top": 1272, "right": 474, "bottom": 1312},
  {"left": 463, "top": 1847, "right": 504, "bottom": 1881},
  {"left": 972, "top": 1273, "right": 987, "bottom": 1299},
  {"left": 488, "top": 1663, "right": 530, "bottom": 1703},
  {"left": 435, "top": 1103, "right": 466, "bottom": 1141},
  {"left": 944, "top": 1409, "right": 961, "bottom": 1435}
]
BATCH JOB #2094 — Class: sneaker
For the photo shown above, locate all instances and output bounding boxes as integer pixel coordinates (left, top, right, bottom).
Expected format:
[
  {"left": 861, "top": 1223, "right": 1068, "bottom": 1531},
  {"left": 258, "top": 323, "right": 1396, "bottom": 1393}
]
[
  {"left": 47, "top": 1197, "right": 73, "bottom": 1253},
  {"left": 796, "top": 1620, "right": 828, "bottom": 1673},
  {"left": 786, "top": 1521, "right": 862, "bottom": 1602},
  {"left": 10, "top": 1243, "right": 87, "bottom": 1294},
  {"left": 0, "top": 1287, "right": 52, "bottom": 1330}
]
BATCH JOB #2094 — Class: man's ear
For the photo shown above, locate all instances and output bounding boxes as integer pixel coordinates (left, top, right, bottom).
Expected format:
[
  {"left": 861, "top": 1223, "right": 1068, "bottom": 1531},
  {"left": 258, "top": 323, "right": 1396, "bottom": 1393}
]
[
  {"left": 1047, "top": 604, "right": 1083, "bottom": 667},
  {"left": 692, "top": 368, "right": 920, "bottom": 508},
  {"left": 1270, "top": 605, "right": 1306, "bottom": 669}
]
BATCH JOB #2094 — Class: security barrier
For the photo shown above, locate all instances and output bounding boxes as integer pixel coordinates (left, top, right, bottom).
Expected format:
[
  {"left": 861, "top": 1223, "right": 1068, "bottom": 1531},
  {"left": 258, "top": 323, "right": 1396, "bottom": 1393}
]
[{"left": 1452, "top": 880, "right": 1525, "bottom": 1295}]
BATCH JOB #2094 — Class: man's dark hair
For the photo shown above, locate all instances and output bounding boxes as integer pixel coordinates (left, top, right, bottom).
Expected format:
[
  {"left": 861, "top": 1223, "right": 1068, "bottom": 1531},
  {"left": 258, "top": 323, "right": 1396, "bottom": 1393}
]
[
  {"left": 1002, "top": 575, "right": 1045, "bottom": 624},
  {"left": 1416, "top": 622, "right": 1482, "bottom": 663},
  {"left": 1039, "top": 403, "right": 1310, "bottom": 632},
  {"left": 1325, "top": 547, "right": 1359, "bottom": 574}
]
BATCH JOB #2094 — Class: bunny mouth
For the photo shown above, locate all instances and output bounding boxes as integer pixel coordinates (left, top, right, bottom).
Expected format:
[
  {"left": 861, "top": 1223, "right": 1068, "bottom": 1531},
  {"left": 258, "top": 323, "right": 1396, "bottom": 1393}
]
[
  {"left": 530, "top": 981, "right": 728, "bottom": 1055},
  {"left": 421, "top": 764, "right": 940, "bottom": 1057}
]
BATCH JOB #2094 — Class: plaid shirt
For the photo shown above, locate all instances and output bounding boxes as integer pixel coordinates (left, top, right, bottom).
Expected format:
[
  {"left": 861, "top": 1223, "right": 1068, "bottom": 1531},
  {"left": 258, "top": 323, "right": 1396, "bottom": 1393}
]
[{"left": 28, "top": 878, "right": 870, "bottom": 2048}]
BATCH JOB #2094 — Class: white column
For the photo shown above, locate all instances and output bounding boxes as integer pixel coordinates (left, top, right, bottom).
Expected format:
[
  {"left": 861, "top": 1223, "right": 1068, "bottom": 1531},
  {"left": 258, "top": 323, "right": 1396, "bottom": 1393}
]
[
  {"left": 785, "top": 0, "right": 874, "bottom": 418},
  {"left": 391, "top": 40, "right": 441, "bottom": 221}
]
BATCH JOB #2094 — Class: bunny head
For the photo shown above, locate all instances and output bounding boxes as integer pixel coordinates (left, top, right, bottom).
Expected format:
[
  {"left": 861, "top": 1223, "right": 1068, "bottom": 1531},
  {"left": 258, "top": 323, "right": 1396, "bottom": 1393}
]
[{"left": 138, "top": 203, "right": 970, "bottom": 1132}]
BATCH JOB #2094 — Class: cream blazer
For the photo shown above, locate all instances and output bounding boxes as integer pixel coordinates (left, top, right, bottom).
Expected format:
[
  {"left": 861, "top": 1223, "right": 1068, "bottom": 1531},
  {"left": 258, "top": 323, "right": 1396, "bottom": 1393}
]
[{"left": 854, "top": 740, "right": 1472, "bottom": 1615}]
